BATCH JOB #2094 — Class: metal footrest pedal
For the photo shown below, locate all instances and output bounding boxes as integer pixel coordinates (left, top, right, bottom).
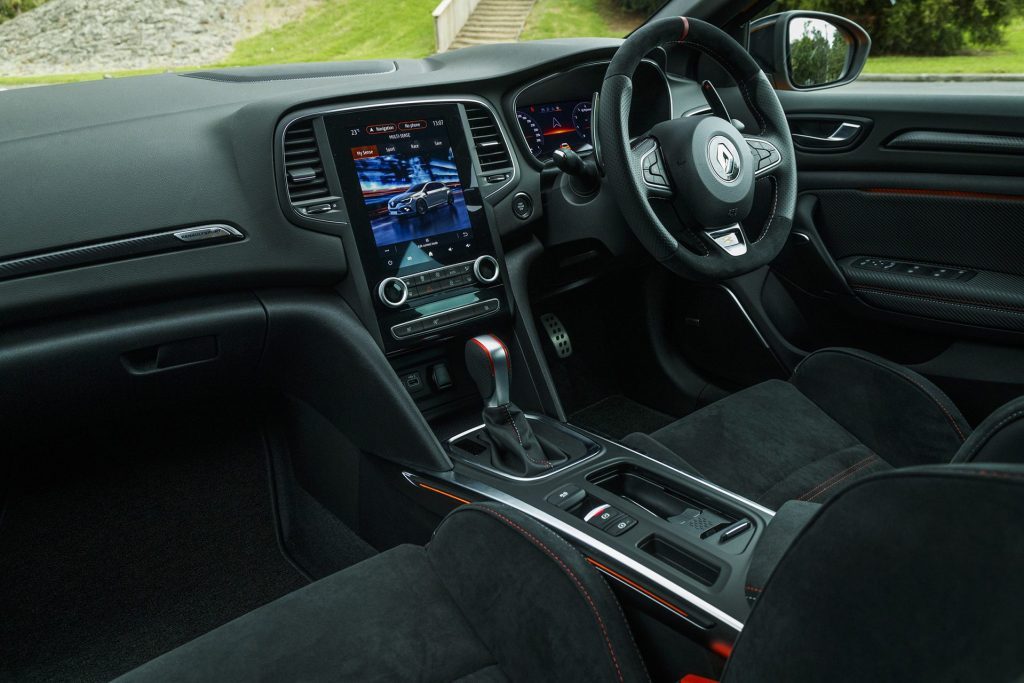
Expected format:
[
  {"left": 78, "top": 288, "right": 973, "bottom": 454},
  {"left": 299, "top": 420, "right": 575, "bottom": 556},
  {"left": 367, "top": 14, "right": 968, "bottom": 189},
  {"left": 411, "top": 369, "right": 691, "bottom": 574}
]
[{"left": 539, "top": 313, "right": 572, "bottom": 359}]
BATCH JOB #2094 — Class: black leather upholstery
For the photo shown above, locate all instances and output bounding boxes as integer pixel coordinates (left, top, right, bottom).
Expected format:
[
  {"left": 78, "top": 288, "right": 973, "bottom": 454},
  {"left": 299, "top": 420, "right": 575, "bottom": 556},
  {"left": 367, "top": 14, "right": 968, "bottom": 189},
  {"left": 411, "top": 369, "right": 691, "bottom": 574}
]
[
  {"left": 115, "top": 503, "right": 650, "bottom": 683},
  {"left": 724, "top": 465, "right": 1024, "bottom": 682},
  {"left": 625, "top": 347, "right": 976, "bottom": 508}
]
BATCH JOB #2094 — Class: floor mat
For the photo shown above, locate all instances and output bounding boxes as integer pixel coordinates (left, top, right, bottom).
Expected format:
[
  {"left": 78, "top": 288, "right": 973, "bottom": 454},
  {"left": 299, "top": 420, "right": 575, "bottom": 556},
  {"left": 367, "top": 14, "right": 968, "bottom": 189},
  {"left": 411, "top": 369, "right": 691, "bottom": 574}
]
[
  {"left": 570, "top": 394, "right": 676, "bottom": 441},
  {"left": 0, "top": 417, "right": 312, "bottom": 682}
]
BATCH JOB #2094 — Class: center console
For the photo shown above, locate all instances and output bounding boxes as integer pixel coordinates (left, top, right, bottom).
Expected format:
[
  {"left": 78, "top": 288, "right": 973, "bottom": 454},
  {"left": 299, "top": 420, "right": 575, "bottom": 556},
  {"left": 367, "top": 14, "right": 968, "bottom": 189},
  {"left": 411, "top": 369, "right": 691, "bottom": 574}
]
[
  {"left": 280, "top": 96, "right": 771, "bottom": 656},
  {"left": 323, "top": 103, "right": 509, "bottom": 352}
]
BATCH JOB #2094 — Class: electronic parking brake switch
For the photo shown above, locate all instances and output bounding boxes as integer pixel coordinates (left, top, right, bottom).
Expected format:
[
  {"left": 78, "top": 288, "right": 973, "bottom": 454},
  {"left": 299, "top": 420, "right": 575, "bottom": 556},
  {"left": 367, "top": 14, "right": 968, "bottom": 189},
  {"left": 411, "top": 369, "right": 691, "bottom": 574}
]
[{"left": 584, "top": 503, "right": 637, "bottom": 537}]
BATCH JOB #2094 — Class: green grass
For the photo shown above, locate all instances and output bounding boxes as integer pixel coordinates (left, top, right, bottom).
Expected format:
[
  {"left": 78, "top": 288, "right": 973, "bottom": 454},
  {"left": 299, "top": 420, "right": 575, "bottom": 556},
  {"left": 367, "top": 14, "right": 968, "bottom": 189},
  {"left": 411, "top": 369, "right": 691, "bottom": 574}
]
[
  {"left": 864, "top": 18, "right": 1024, "bottom": 74},
  {"left": 0, "top": 0, "right": 47, "bottom": 24},
  {"left": 4, "top": 2, "right": 1024, "bottom": 86},
  {"left": 219, "top": 0, "right": 436, "bottom": 67},
  {"left": 520, "top": 0, "right": 641, "bottom": 41}
]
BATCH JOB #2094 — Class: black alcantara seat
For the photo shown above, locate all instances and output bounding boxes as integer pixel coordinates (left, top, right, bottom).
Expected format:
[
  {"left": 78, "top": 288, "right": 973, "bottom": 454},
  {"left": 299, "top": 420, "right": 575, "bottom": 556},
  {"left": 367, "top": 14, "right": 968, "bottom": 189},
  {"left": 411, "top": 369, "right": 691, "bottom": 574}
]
[
  {"left": 118, "top": 465, "right": 1024, "bottom": 682},
  {"left": 115, "top": 502, "right": 651, "bottom": 683},
  {"left": 623, "top": 347, "right": 1024, "bottom": 509}
]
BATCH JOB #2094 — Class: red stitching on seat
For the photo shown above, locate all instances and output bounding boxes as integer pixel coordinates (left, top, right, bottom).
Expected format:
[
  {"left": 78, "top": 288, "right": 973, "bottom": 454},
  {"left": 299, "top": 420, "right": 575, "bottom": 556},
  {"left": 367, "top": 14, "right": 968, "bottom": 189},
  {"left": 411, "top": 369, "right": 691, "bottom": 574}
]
[
  {"left": 797, "top": 454, "right": 877, "bottom": 501},
  {"left": 472, "top": 507, "right": 627, "bottom": 683},
  {"left": 806, "top": 457, "right": 881, "bottom": 502}
]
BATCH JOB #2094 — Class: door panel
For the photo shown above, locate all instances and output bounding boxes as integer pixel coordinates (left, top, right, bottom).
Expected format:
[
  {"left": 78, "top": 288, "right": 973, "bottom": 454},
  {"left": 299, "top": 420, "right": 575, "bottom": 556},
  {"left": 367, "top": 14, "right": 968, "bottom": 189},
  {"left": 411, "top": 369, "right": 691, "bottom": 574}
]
[{"left": 746, "top": 86, "right": 1024, "bottom": 422}]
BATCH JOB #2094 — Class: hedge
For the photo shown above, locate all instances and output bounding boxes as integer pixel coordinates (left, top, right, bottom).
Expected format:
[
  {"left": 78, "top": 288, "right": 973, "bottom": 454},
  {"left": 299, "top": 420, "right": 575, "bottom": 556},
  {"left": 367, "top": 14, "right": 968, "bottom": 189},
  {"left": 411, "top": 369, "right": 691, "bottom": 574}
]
[
  {"left": 772, "top": 0, "right": 1023, "bottom": 55},
  {"left": 1, "top": 0, "right": 46, "bottom": 22}
]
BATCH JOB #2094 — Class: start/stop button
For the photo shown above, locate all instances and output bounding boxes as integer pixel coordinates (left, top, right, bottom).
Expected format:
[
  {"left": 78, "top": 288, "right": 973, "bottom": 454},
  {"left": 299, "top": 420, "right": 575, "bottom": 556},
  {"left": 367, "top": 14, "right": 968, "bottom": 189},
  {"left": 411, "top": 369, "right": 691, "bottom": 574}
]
[{"left": 511, "top": 192, "right": 533, "bottom": 220}]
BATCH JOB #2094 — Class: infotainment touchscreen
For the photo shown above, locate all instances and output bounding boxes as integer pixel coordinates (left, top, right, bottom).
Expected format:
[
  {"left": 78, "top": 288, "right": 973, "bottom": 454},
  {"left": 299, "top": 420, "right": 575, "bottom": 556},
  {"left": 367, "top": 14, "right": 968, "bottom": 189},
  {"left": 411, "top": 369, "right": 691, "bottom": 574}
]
[{"left": 326, "top": 105, "right": 489, "bottom": 280}]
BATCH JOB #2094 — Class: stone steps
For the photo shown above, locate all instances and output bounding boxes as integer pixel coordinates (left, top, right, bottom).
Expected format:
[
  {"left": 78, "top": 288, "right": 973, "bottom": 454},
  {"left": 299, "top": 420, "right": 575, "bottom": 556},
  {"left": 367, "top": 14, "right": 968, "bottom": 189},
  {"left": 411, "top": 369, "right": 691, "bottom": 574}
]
[{"left": 450, "top": 0, "right": 536, "bottom": 50}]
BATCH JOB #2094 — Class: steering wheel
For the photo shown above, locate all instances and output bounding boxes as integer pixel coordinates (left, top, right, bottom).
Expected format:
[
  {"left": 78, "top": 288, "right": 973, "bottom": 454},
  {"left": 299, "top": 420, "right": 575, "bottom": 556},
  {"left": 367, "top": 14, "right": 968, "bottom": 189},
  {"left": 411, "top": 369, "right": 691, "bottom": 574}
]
[{"left": 598, "top": 17, "right": 796, "bottom": 281}]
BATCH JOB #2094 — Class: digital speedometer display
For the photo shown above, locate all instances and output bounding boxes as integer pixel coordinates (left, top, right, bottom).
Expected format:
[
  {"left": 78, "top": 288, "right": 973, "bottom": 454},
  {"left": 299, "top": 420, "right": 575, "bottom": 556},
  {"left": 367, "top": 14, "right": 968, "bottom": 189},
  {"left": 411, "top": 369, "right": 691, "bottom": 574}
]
[{"left": 515, "top": 98, "right": 594, "bottom": 160}]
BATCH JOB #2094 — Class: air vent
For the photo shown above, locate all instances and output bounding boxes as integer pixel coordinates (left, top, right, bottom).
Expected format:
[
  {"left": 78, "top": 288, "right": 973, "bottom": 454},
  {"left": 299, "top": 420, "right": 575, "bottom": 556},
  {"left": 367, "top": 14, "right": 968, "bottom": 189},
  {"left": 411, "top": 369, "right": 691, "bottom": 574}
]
[
  {"left": 465, "top": 104, "right": 512, "bottom": 174},
  {"left": 283, "top": 120, "right": 330, "bottom": 204}
]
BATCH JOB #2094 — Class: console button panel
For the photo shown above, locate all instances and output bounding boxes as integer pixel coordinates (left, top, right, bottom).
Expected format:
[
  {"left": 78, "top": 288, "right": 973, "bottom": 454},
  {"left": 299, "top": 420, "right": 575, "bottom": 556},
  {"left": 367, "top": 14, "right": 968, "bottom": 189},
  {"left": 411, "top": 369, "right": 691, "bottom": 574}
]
[
  {"left": 391, "top": 298, "right": 501, "bottom": 340},
  {"left": 404, "top": 260, "right": 476, "bottom": 301}
]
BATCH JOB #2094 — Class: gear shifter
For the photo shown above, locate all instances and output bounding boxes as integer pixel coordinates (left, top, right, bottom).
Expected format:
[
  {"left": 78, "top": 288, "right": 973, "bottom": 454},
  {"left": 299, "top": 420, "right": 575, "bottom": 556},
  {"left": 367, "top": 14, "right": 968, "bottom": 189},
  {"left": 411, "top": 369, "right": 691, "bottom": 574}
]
[{"left": 465, "top": 335, "right": 567, "bottom": 476}]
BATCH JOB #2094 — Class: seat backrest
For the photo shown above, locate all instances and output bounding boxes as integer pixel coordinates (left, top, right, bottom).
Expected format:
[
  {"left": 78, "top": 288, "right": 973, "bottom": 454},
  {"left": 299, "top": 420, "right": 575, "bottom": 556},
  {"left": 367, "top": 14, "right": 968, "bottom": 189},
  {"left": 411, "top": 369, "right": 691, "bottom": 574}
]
[
  {"left": 953, "top": 396, "right": 1024, "bottom": 465},
  {"left": 723, "top": 464, "right": 1024, "bottom": 683}
]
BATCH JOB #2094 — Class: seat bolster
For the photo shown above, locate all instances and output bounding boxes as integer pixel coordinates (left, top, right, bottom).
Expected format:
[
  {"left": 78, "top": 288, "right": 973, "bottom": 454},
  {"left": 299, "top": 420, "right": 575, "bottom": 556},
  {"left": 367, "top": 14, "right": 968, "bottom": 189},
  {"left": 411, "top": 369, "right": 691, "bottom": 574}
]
[
  {"left": 791, "top": 347, "right": 970, "bottom": 468},
  {"left": 427, "top": 503, "right": 650, "bottom": 683},
  {"left": 743, "top": 500, "right": 820, "bottom": 605},
  {"left": 723, "top": 465, "right": 1024, "bottom": 683},
  {"left": 952, "top": 396, "right": 1024, "bottom": 464},
  {"left": 113, "top": 544, "right": 496, "bottom": 683}
]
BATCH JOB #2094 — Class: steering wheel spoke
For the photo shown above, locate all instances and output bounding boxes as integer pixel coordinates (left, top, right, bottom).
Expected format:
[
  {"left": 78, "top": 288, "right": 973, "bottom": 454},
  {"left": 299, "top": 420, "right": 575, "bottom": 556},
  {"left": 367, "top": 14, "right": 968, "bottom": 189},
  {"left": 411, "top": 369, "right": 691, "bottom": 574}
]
[
  {"left": 744, "top": 136, "right": 784, "bottom": 178},
  {"left": 631, "top": 137, "right": 674, "bottom": 199}
]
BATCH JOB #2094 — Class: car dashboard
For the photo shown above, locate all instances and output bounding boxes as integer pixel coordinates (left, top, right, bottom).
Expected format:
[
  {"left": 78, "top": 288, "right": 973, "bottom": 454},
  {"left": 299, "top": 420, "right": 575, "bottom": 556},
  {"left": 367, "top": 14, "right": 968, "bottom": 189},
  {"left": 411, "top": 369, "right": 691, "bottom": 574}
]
[{"left": 0, "top": 37, "right": 753, "bottom": 650}]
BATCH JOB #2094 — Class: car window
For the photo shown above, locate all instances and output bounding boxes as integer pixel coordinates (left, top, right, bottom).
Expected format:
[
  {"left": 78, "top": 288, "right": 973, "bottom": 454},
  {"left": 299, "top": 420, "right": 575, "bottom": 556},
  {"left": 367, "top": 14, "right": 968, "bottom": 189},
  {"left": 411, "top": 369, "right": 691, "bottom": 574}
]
[
  {"left": 762, "top": 1, "right": 1024, "bottom": 81},
  {"left": 409, "top": 183, "right": 427, "bottom": 192},
  {"left": 0, "top": 0, "right": 654, "bottom": 90}
]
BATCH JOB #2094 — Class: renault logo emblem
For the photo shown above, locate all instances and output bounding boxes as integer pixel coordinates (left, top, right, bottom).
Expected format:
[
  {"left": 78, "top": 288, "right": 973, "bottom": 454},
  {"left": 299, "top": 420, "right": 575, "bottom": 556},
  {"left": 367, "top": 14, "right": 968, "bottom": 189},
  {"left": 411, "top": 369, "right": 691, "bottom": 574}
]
[{"left": 707, "top": 136, "right": 741, "bottom": 183}]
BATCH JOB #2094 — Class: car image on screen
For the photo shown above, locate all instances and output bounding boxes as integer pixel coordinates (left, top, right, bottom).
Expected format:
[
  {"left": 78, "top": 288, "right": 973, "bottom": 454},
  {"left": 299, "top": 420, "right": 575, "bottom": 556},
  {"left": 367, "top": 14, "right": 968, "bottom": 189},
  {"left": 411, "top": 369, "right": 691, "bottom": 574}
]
[{"left": 387, "top": 181, "right": 454, "bottom": 217}]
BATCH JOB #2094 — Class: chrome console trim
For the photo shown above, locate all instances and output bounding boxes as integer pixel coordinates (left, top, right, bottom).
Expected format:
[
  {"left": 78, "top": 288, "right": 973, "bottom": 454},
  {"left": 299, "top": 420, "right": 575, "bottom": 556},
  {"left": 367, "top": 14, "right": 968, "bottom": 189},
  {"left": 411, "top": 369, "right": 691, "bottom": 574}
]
[
  {"left": 409, "top": 468, "right": 747, "bottom": 633},
  {"left": 569, "top": 425, "right": 778, "bottom": 519}
]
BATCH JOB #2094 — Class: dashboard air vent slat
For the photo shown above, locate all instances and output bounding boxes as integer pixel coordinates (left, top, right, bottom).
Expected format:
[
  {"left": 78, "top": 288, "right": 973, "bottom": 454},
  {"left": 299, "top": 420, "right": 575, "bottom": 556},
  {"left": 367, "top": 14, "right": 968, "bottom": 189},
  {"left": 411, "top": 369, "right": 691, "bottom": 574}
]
[
  {"left": 464, "top": 104, "right": 512, "bottom": 174},
  {"left": 283, "top": 120, "right": 330, "bottom": 204}
]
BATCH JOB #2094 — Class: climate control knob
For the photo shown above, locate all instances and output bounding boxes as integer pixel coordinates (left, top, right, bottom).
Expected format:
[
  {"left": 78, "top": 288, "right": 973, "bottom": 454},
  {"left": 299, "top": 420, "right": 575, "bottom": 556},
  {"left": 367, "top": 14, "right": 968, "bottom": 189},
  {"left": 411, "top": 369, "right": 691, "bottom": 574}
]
[
  {"left": 378, "top": 277, "right": 408, "bottom": 308},
  {"left": 473, "top": 255, "right": 500, "bottom": 284}
]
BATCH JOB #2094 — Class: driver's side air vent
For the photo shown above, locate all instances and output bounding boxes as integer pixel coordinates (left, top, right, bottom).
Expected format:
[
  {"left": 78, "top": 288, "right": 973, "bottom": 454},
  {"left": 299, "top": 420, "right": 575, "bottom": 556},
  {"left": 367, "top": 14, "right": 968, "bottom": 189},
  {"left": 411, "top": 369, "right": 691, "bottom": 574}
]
[
  {"left": 465, "top": 104, "right": 512, "bottom": 174},
  {"left": 283, "top": 120, "right": 330, "bottom": 204}
]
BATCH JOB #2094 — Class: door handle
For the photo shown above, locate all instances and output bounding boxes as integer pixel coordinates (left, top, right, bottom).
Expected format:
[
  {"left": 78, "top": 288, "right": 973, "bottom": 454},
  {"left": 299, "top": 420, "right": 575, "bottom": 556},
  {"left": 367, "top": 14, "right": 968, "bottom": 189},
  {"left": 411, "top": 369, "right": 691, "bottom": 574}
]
[{"left": 792, "top": 122, "right": 863, "bottom": 149}]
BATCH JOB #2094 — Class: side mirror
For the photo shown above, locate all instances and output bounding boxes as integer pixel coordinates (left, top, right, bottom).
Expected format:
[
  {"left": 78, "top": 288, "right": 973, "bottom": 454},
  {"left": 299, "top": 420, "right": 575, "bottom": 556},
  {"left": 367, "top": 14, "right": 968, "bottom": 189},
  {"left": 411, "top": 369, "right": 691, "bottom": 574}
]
[{"left": 749, "top": 11, "right": 871, "bottom": 91}]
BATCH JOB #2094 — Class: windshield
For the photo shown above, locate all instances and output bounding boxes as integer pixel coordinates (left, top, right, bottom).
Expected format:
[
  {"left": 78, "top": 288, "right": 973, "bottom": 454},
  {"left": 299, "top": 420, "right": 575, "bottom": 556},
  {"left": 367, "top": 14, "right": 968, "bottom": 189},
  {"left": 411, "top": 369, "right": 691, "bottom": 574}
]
[{"left": 0, "top": 0, "right": 652, "bottom": 89}]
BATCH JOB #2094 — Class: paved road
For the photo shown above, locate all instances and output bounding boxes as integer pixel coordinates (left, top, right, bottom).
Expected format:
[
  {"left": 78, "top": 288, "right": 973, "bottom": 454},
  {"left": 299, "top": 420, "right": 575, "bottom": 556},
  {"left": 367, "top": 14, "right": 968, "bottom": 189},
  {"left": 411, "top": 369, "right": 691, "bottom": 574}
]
[{"left": 845, "top": 80, "right": 1024, "bottom": 95}]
